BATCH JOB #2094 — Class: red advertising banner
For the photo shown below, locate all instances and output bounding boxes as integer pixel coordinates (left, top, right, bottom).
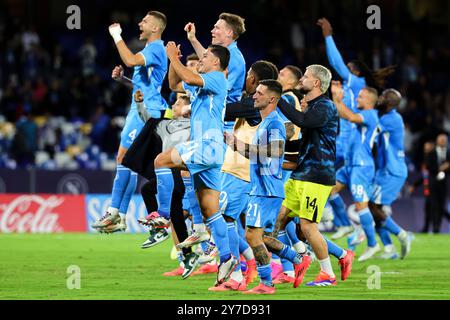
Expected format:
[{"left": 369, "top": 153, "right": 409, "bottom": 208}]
[{"left": 0, "top": 194, "right": 87, "bottom": 233}]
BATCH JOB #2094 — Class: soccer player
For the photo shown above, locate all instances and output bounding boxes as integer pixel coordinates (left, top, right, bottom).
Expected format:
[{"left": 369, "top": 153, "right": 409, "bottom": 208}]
[
  {"left": 317, "top": 18, "right": 394, "bottom": 240},
  {"left": 277, "top": 65, "right": 339, "bottom": 286},
  {"left": 369, "top": 89, "right": 413, "bottom": 259},
  {"left": 147, "top": 42, "right": 238, "bottom": 286},
  {"left": 331, "top": 83, "right": 381, "bottom": 262},
  {"left": 271, "top": 65, "right": 304, "bottom": 282},
  {"left": 92, "top": 11, "right": 168, "bottom": 233},
  {"left": 184, "top": 13, "right": 246, "bottom": 131},
  {"left": 225, "top": 80, "right": 287, "bottom": 294},
  {"left": 205, "top": 61, "right": 279, "bottom": 291}
]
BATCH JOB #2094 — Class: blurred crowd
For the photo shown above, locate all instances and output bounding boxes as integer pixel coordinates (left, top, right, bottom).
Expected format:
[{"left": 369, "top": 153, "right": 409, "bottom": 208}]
[{"left": 0, "top": 0, "right": 449, "bottom": 171}]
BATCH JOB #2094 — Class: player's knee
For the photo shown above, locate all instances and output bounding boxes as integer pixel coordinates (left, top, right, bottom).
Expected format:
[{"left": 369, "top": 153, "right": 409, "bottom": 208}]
[
  {"left": 355, "top": 202, "right": 368, "bottom": 211},
  {"left": 154, "top": 154, "right": 164, "bottom": 168}
]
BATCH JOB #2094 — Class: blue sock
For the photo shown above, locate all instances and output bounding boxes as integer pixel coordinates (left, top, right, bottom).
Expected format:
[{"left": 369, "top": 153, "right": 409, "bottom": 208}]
[
  {"left": 237, "top": 217, "right": 246, "bottom": 240},
  {"left": 190, "top": 199, "right": 203, "bottom": 225},
  {"left": 277, "top": 243, "right": 301, "bottom": 264},
  {"left": 376, "top": 226, "right": 393, "bottom": 246},
  {"left": 155, "top": 168, "right": 173, "bottom": 219},
  {"left": 111, "top": 164, "right": 130, "bottom": 210},
  {"left": 118, "top": 172, "right": 137, "bottom": 214},
  {"left": 324, "top": 236, "right": 345, "bottom": 259},
  {"left": 205, "top": 211, "right": 231, "bottom": 263},
  {"left": 286, "top": 221, "right": 300, "bottom": 244},
  {"left": 239, "top": 233, "right": 250, "bottom": 254},
  {"left": 227, "top": 222, "right": 240, "bottom": 268},
  {"left": 278, "top": 230, "right": 294, "bottom": 272},
  {"left": 382, "top": 216, "right": 402, "bottom": 236},
  {"left": 359, "top": 208, "right": 377, "bottom": 247},
  {"left": 329, "top": 193, "right": 351, "bottom": 226},
  {"left": 256, "top": 263, "right": 272, "bottom": 286},
  {"left": 331, "top": 201, "right": 343, "bottom": 228}
]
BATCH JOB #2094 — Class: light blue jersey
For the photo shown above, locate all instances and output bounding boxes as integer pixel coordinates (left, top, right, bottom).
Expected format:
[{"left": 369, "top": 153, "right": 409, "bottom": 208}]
[
  {"left": 249, "top": 111, "right": 286, "bottom": 198},
  {"left": 120, "top": 40, "right": 168, "bottom": 148},
  {"left": 376, "top": 109, "right": 408, "bottom": 178},
  {"left": 223, "top": 41, "right": 246, "bottom": 132},
  {"left": 325, "top": 35, "right": 366, "bottom": 162},
  {"left": 175, "top": 70, "right": 228, "bottom": 191},
  {"left": 187, "top": 71, "right": 227, "bottom": 142},
  {"left": 131, "top": 40, "right": 168, "bottom": 115},
  {"left": 347, "top": 109, "right": 379, "bottom": 167}
]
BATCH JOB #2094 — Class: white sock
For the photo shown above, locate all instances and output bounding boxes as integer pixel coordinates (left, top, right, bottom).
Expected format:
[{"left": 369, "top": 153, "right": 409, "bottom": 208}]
[
  {"left": 384, "top": 244, "right": 395, "bottom": 252},
  {"left": 319, "top": 257, "right": 335, "bottom": 277},
  {"left": 230, "top": 269, "right": 244, "bottom": 282},
  {"left": 108, "top": 207, "right": 119, "bottom": 215},
  {"left": 339, "top": 250, "right": 347, "bottom": 259},
  {"left": 194, "top": 223, "right": 206, "bottom": 233},
  {"left": 293, "top": 241, "right": 307, "bottom": 254},
  {"left": 242, "top": 247, "right": 255, "bottom": 261},
  {"left": 119, "top": 212, "right": 126, "bottom": 219},
  {"left": 285, "top": 271, "right": 295, "bottom": 277}
]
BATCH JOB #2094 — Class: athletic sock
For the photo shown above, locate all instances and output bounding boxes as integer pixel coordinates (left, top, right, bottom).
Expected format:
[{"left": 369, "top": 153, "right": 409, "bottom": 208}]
[
  {"left": 358, "top": 208, "right": 377, "bottom": 247},
  {"left": 376, "top": 226, "right": 393, "bottom": 246},
  {"left": 278, "top": 231, "right": 294, "bottom": 272},
  {"left": 319, "top": 257, "right": 335, "bottom": 278},
  {"left": 118, "top": 171, "right": 137, "bottom": 215},
  {"left": 257, "top": 263, "right": 272, "bottom": 286},
  {"left": 382, "top": 216, "right": 403, "bottom": 236},
  {"left": 111, "top": 164, "right": 130, "bottom": 211},
  {"left": 329, "top": 193, "right": 351, "bottom": 226},
  {"left": 324, "top": 235, "right": 345, "bottom": 259},
  {"left": 205, "top": 211, "right": 231, "bottom": 263},
  {"left": 155, "top": 168, "right": 174, "bottom": 219}
]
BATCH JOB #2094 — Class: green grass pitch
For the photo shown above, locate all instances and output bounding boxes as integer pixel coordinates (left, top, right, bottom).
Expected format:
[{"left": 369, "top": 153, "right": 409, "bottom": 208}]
[{"left": 1, "top": 233, "right": 450, "bottom": 300}]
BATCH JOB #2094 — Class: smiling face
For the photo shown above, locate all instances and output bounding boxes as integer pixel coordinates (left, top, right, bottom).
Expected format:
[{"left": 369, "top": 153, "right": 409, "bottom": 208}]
[
  {"left": 253, "top": 84, "right": 275, "bottom": 110},
  {"left": 138, "top": 15, "right": 161, "bottom": 40},
  {"left": 197, "top": 48, "right": 219, "bottom": 74},
  {"left": 211, "top": 19, "right": 233, "bottom": 45}
]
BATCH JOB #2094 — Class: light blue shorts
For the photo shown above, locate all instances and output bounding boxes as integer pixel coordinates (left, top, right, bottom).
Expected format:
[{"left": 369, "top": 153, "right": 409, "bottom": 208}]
[
  {"left": 246, "top": 195, "right": 283, "bottom": 233},
  {"left": 220, "top": 173, "right": 251, "bottom": 220},
  {"left": 175, "top": 139, "right": 225, "bottom": 191},
  {"left": 336, "top": 165, "right": 375, "bottom": 203},
  {"left": 370, "top": 170, "right": 407, "bottom": 205}
]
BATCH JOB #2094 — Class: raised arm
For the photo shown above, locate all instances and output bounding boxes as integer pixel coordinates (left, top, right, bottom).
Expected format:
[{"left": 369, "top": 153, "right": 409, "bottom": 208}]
[
  {"left": 317, "top": 18, "right": 351, "bottom": 81},
  {"left": 184, "top": 23, "right": 207, "bottom": 58},
  {"left": 109, "top": 24, "right": 145, "bottom": 67},
  {"left": 111, "top": 65, "right": 133, "bottom": 89},
  {"left": 166, "top": 41, "right": 204, "bottom": 87},
  {"left": 331, "top": 81, "right": 363, "bottom": 123}
]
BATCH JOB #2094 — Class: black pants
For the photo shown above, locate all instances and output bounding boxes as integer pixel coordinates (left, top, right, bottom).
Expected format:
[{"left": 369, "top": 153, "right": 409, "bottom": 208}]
[
  {"left": 428, "top": 181, "right": 448, "bottom": 233},
  {"left": 141, "top": 169, "right": 192, "bottom": 255}
]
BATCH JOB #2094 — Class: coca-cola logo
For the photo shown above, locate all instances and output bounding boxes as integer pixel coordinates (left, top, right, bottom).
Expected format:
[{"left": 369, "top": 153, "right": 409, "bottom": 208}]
[{"left": 0, "top": 195, "right": 64, "bottom": 233}]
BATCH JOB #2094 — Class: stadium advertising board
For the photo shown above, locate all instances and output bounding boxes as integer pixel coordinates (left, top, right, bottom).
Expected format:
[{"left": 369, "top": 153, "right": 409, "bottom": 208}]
[
  {"left": 0, "top": 194, "right": 86, "bottom": 233},
  {"left": 85, "top": 194, "right": 148, "bottom": 233}
]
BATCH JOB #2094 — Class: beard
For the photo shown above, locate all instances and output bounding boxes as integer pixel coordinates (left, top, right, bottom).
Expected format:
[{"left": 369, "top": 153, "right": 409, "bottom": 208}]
[{"left": 299, "top": 87, "right": 311, "bottom": 95}]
